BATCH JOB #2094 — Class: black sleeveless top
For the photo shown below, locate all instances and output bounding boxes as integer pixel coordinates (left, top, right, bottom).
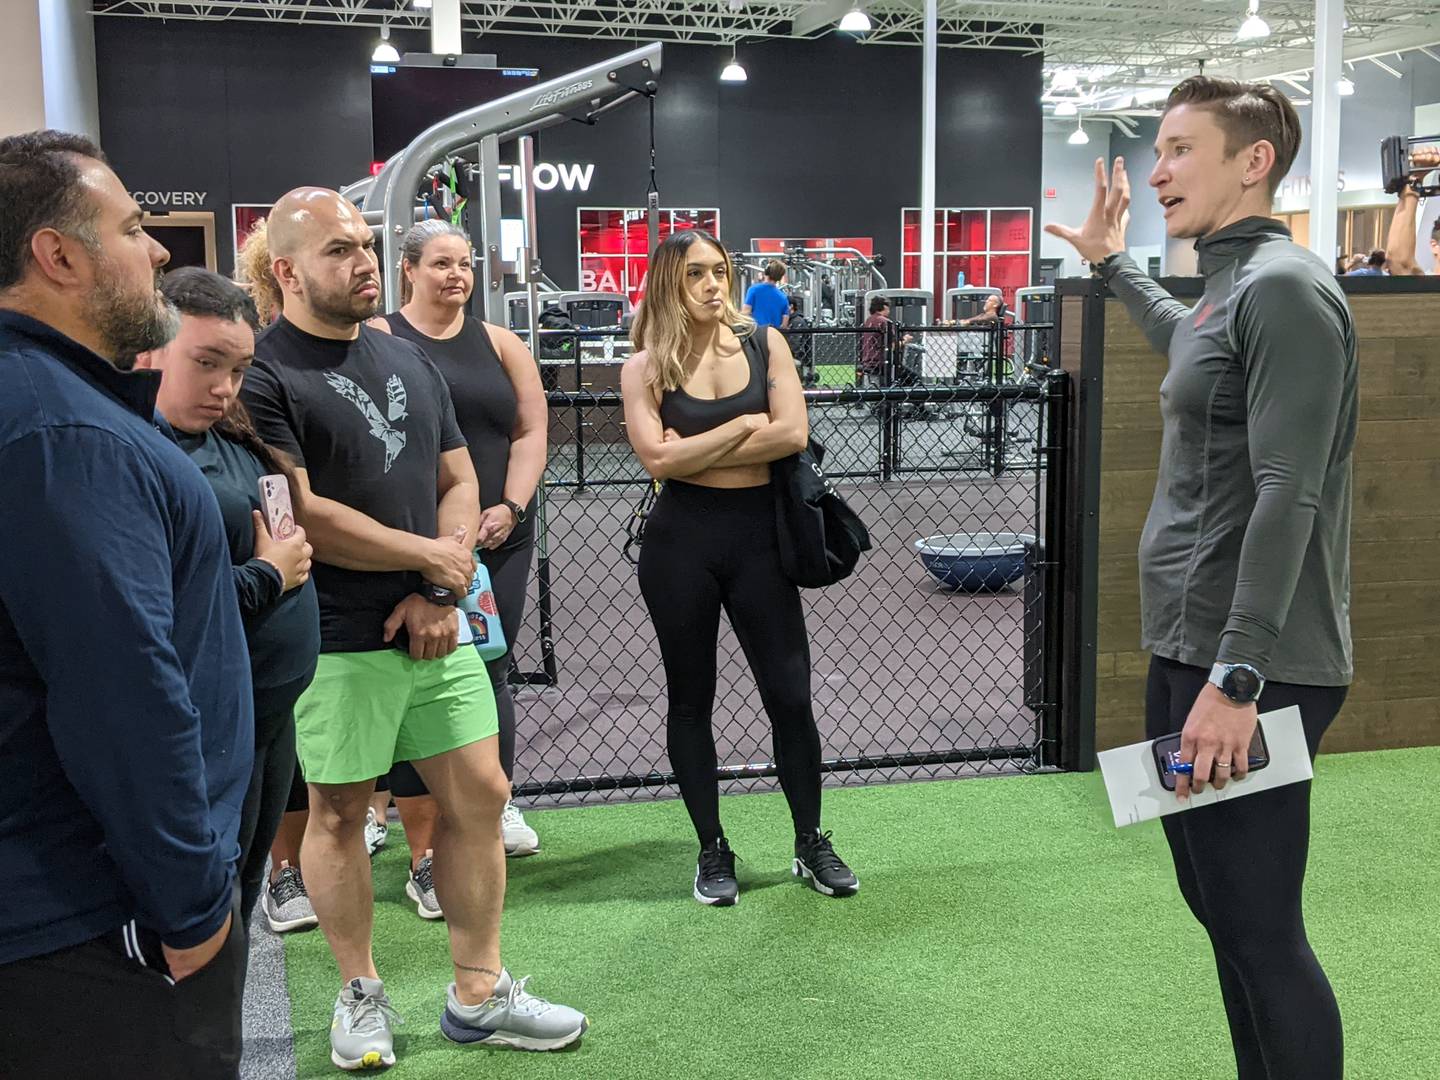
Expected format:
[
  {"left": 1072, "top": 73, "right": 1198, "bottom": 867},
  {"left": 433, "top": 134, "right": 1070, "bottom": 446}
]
[
  {"left": 658, "top": 331, "right": 769, "bottom": 437},
  {"left": 383, "top": 311, "right": 533, "bottom": 542}
]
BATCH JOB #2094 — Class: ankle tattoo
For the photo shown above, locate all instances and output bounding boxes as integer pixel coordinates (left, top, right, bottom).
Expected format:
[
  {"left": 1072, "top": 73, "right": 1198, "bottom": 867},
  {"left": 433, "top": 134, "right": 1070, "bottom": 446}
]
[{"left": 457, "top": 963, "right": 502, "bottom": 981}]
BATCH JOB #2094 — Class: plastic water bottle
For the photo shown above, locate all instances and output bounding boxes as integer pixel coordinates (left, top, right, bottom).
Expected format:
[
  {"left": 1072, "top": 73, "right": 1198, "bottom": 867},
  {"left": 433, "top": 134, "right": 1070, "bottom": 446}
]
[{"left": 459, "top": 561, "right": 508, "bottom": 661}]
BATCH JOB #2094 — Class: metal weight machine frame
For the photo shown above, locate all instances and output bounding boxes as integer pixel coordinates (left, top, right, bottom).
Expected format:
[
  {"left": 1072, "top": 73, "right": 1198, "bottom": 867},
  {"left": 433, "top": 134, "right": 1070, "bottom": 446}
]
[{"left": 343, "top": 44, "right": 664, "bottom": 691}]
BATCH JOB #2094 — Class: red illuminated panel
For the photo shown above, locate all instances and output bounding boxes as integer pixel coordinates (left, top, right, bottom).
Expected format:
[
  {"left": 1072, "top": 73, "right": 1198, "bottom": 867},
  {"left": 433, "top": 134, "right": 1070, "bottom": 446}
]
[
  {"left": 955, "top": 211, "right": 987, "bottom": 251},
  {"left": 369, "top": 161, "right": 385, "bottom": 177},
  {"left": 988, "top": 254, "right": 1030, "bottom": 305},
  {"left": 947, "top": 254, "right": 987, "bottom": 291},
  {"left": 989, "top": 209, "right": 1031, "bottom": 252}
]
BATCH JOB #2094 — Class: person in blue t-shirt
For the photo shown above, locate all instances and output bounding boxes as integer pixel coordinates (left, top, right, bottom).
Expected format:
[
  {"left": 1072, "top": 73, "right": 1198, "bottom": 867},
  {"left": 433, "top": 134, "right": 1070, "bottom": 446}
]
[{"left": 742, "top": 259, "right": 791, "bottom": 329}]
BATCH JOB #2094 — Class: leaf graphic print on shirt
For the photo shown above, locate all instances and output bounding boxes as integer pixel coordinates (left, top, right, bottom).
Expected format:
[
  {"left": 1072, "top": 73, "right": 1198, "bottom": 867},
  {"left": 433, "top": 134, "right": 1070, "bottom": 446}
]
[{"left": 323, "top": 370, "right": 408, "bottom": 473}]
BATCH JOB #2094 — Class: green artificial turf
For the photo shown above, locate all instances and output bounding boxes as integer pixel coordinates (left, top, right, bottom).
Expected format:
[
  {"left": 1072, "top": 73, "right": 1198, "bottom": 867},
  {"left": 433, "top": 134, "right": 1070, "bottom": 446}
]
[{"left": 284, "top": 747, "right": 1440, "bottom": 1079}]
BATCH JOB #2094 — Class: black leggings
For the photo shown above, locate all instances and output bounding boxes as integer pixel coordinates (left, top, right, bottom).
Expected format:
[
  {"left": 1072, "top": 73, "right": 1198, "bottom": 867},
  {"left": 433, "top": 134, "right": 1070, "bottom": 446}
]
[
  {"left": 1146, "top": 656, "right": 1346, "bottom": 1080},
  {"left": 235, "top": 678, "right": 310, "bottom": 924},
  {"left": 638, "top": 481, "right": 822, "bottom": 846},
  {"left": 383, "top": 534, "right": 535, "bottom": 797}
]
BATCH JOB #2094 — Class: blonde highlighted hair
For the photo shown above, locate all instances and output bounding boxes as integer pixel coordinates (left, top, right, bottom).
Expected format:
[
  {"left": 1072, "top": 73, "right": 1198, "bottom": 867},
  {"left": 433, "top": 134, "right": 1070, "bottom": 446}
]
[
  {"left": 629, "top": 230, "right": 754, "bottom": 392},
  {"left": 233, "top": 217, "right": 282, "bottom": 325}
]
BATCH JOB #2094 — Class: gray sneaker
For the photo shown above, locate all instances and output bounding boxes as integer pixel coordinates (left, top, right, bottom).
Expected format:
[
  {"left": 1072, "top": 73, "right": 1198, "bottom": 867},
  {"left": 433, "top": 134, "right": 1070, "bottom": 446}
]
[
  {"left": 405, "top": 852, "right": 443, "bottom": 920},
  {"left": 264, "top": 861, "right": 319, "bottom": 933},
  {"left": 439, "top": 969, "right": 588, "bottom": 1051},
  {"left": 330, "top": 976, "right": 401, "bottom": 1071}
]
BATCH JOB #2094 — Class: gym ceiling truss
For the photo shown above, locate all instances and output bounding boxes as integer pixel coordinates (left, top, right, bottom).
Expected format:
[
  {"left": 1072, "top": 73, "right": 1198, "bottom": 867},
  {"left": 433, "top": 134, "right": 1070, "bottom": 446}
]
[{"left": 93, "top": 1, "right": 1440, "bottom": 85}]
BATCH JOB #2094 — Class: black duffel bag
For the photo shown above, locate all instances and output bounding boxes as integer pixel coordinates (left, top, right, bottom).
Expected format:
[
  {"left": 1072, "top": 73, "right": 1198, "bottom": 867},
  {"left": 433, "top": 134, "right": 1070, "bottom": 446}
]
[{"left": 772, "top": 437, "right": 871, "bottom": 588}]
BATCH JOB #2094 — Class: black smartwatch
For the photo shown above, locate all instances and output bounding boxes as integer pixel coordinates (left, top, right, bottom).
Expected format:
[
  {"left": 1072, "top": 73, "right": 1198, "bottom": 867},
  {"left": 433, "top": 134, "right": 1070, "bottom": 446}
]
[
  {"left": 421, "top": 581, "right": 459, "bottom": 607},
  {"left": 1208, "top": 662, "right": 1265, "bottom": 705},
  {"left": 502, "top": 498, "right": 527, "bottom": 525}
]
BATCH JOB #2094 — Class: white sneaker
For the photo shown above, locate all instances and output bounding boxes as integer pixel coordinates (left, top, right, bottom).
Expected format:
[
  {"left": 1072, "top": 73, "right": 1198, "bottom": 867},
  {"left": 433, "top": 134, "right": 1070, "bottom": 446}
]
[
  {"left": 501, "top": 801, "right": 539, "bottom": 857},
  {"left": 364, "top": 806, "right": 388, "bottom": 858}
]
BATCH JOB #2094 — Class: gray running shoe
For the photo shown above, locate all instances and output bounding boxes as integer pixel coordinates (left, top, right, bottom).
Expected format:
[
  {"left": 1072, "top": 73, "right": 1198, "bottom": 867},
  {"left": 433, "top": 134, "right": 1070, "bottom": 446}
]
[
  {"left": 501, "top": 801, "right": 539, "bottom": 857},
  {"left": 264, "top": 861, "right": 319, "bottom": 933},
  {"left": 405, "top": 852, "right": 444, "bottom": 920},
  {"left": 364, "top": 807, "right": 388, "bottom": 858},
  {"left": 330, "top": 976, "right": 401, "bottom": 1071},
  {"left": 439, "top": 969, "right": 588, "bottom": 1051}
]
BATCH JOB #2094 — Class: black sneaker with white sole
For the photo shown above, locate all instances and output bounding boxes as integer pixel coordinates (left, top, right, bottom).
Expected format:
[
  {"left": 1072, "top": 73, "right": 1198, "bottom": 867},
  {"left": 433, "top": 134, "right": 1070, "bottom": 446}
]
[
  {"left": 793, "top": 830, "right": 858, "bottom": 897},
  {"left": 693, "top": 838, "right": 739, "bottom": 906}
]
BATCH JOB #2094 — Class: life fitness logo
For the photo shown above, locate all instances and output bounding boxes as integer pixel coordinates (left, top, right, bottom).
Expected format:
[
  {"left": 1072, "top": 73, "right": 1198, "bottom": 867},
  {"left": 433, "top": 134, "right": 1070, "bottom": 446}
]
[{"left": 529, "top": 79, "right": 594, "bottom": 112}]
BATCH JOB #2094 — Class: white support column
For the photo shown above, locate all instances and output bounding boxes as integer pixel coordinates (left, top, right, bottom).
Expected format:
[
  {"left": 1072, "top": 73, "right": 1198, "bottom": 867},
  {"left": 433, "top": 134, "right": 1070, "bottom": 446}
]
[
  {"left": 38, "top": 0, "right": 99, "bottom": 141},
  {"left": 432, "top": 0, "right": 463, "bottom": 56},
  {"left": 1307, "top": 0, "right": 1343, "bottom": 263},
  {"left": 919, "top": 0, "right": 937, "bottom": 304}
]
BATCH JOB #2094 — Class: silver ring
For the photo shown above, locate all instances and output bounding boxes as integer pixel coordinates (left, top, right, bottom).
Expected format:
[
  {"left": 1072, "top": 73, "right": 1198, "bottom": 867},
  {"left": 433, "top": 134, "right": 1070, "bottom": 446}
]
[{"left": 1215, "top": 763, "right": 1232, "bottom": 771}]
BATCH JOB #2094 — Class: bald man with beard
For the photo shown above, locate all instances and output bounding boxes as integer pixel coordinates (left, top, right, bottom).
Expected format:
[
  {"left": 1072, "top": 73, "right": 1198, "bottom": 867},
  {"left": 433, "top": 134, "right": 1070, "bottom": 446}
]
[{"left": 241, "top": 189, "right": 587, "bottom": 1072}]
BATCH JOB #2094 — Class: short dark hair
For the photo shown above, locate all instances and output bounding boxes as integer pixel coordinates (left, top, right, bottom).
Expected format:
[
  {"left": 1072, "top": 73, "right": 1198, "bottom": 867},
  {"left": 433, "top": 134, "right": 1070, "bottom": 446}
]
[
  {"left": 160, "top": 267, "right": 261, "bottom": 332},
  {"left": 764, "top": 259, "right": 786, "bottom": 282},
  {"left": 869, "top": 295, "right": 890, "bottom": 315},
  {"left": 1164, "top": 76, "right": 1302, "bottom": 196},
  {"left": 0, "top": 130, "right": 109, "bottom": 291},
  {"left": 1366, "top": 249, "right": 1386, "bottom": 268}
]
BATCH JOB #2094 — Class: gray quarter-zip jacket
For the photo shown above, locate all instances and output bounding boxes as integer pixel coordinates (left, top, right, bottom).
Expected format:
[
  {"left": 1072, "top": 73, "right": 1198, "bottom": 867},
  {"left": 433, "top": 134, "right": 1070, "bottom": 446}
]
[{"left": 1097, "top": 216, "right": 1357, "bottom": 686}]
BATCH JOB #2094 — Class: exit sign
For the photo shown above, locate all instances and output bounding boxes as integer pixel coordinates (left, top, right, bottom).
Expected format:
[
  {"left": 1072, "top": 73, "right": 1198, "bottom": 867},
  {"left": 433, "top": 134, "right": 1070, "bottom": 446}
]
[
  {"left": 1044, "top": 187, "right": 1057, "bottom": 199},
  {"left": 370, "top": 161, "right": 385, "bottom": 177}
]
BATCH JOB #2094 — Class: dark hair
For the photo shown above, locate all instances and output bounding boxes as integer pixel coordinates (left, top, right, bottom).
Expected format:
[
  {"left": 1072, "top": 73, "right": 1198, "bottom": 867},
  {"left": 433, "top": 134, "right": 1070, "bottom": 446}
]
[
  {"left": 0, "top": 130, "right": 108, "bottom": 291},
  {"left": 764, "top": 259, "right": 786, "bottom": 282},
  {"left": 161, "top": 266, "right": 261, "bottom": 332},
  {"left": 1164, "top": 76, "right": 1302, "bottom": 196},
  {"left": 869, "top": 295, "right": 890, "bottom": 315},
  {"left": 159, "top": 267, "right": 298, "bottom": 494},
  {"left": 1366, "top": 249, "right": 1386, "bottom": 268}
]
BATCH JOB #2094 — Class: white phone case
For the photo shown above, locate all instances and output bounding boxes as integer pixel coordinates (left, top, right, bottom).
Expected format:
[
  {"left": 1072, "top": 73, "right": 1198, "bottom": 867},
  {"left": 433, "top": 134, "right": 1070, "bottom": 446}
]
[{"left": 259, "top": 474, "right": 296, "bottom": 540}]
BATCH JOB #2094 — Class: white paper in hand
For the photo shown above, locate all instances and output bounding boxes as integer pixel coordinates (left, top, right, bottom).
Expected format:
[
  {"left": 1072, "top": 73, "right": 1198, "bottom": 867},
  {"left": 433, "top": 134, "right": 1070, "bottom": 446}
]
[{"left": 1097, "top": 705, "right": 1310, "bottom": 828}]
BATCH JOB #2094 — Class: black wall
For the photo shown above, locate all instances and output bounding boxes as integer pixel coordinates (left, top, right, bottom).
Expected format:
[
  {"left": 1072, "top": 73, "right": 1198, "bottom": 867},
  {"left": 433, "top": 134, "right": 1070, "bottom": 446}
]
[{"left": 94, "top": 19, "right": 1043, "bottom": 287}]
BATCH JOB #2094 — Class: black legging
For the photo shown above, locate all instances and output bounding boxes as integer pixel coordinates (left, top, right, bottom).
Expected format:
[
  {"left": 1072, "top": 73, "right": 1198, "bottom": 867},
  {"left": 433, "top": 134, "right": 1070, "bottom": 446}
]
[
  {"left": 1146, "top": 655, "right": 1346, "bottom": 1080},
  {"left": 384, "top": 533, "right": 535, "bottom": 796},
  {"left": 235, "top": 676, "right": 311, "bottom": 924},
  {"left": 638, "top": 480, "right": 822, "bottom": 846}
]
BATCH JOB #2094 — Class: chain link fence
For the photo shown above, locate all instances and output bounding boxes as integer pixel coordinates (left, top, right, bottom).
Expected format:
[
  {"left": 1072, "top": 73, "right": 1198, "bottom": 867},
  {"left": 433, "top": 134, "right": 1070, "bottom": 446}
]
[{"left": 506, "top": 324, "right": 1068, "bottom": 806}]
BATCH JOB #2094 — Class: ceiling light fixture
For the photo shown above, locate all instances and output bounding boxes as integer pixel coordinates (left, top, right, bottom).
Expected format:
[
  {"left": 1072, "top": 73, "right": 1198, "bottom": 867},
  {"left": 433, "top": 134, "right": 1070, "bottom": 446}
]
[
  {"left": 720, "top": 42, "right": 747, "bottom": 82},
  {"left": 1054, "top": 100, "right": 1078, "bottom": 117},
  {"left": 838, "top": 7, "right": 871, "bottom": 33},
  {"left": 1236, "top": 0, "right": 1270, "bottom": 43},
  {"left": 411, "top": 0, "right": 431, "bottom": 9},
  {"left": 372, "top": 25, "right": 400, "bottom": 63},
  {"left": 1051, "top": 69, "right": 1078, "bottom": 92},
  {"left": 1336, "top": 76, "right": 1355, "bottom": 96},
  {"left": 1067, "top": 115, "right": 1090, "bottom": 145}
]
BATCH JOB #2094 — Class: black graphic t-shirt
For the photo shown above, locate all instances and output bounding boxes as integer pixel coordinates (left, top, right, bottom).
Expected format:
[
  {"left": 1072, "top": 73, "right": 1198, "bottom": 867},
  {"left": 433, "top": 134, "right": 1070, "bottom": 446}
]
[{"left": 243, "top": 317, "right": 466, "bottom": 652}]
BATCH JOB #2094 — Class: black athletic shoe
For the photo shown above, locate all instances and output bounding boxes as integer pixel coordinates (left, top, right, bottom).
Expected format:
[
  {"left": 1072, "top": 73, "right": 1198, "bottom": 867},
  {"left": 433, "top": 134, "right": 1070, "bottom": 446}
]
[
  {"left": 693, "top": 838, "right": 739, "bottom": 906},
  {"left": 793, "top": 830, "right": 859, "bottom": 897}
]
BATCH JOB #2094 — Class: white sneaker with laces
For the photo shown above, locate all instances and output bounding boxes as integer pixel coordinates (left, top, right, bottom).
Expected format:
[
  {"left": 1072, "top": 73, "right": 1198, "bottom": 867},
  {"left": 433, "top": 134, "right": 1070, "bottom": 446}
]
[
  {"left": 501, "top": 801, "right": 539, "bottom": 857},
  {"left": 363, "top": 806, "right": 388, "bottom": 858}
]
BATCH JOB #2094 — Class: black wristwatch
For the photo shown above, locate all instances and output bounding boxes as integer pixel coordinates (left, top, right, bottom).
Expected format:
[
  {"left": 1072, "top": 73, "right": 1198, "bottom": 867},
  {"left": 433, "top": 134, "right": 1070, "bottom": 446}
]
[
  {"left": 421, "top": 581, "right": 459, "bottom": 606},
  {"left": 502, "top": 498, "right": 527, "bottom": 525},
  {"left": 1209, "top": 663, "right": 1265, "bottom": 705}
]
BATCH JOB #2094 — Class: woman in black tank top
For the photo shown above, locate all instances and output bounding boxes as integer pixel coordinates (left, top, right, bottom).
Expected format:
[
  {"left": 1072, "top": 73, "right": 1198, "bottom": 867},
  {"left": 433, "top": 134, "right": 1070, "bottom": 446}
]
[
  {"left": 369, "top": 221, "right": 548, "bottom": 862},
  {"left": 621, "top": 230, "right": 859, "bottom": 906}
]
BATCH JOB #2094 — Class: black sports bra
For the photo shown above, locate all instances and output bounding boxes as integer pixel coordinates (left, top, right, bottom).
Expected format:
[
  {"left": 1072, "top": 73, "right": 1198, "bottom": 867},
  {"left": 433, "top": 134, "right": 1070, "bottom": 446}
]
[{"left": 658, "top": 330, "right": 769, "bottom": 438}]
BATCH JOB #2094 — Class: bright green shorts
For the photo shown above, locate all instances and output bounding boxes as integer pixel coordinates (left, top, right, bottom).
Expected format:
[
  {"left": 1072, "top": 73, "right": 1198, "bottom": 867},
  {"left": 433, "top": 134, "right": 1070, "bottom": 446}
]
[{"left": 294, "top": 647, "right": 498, "bottom": 785}]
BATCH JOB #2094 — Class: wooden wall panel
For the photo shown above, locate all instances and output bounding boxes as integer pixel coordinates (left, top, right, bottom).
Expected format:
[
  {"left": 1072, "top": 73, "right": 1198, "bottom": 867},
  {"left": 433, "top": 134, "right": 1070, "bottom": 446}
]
[{"left": 1091, "top": 293, "right": 1440, "bottom": 754}]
